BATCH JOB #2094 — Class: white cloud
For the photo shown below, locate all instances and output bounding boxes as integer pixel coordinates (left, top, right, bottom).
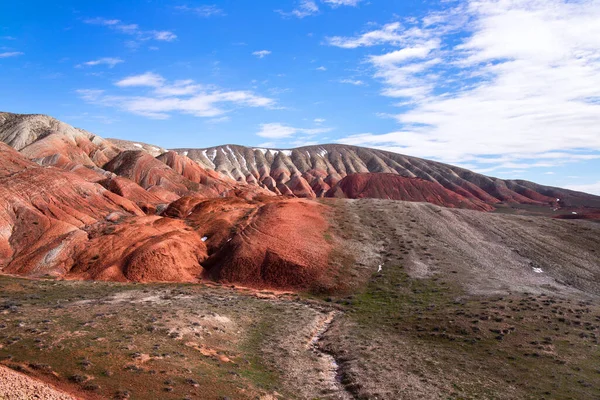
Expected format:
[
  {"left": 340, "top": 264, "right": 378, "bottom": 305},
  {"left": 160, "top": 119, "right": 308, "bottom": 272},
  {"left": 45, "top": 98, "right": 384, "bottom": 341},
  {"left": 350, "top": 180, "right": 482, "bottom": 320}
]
[
  {"left": 276, "top": 0, "right": 319, "bottom": 18},
  {"left": 339, "top": 78, "right": 365, "bottom": 85},
  {"left": 566, "top": 181, "right": 600, "bottom": 195},
  {"left": 331, "top": 0, "right": 600, "bottom": 171},
  {"left": 78, "top": 73, "right": 274, "bottom": 119},
  {"left": 84, "top": 18, "right": 176, "bottom": 42},
  {"left": 77, "top": 57, "right": 124, "bottom": 68},
  {"left": 0, "top": 51, "right": 23, "bottom": 58},
  {"left": 314, "top": 118, "right": 326, "bottom": 123},
  {"left": 316, "top": 66, "right": 327, "bottom": 71},
  {"left": 253, "top": 50, "right": 272, "bottom": 58},
  {"left": 323, "top": 0, "right": 362, "bottom": 7},
  {"left": 257, "top": 122, "right": 332, "bottom": 139},
  {"left": 326, "top": 22, "right": 408, "bottom": 48},
  {"left": 368, "top": 42, "right": 438, "bottom": 66},
  {"left": 116, "top": 72, "right": 165, "bottom": 87},
  {"left": 257, "top": 123, "right": 297, "bottom": 139},
  {"left": 175, "top": 5, "right": 225, "bottom": 17},
  {"left": 152, "top": 31, "right": 177, "bottom": 41}
]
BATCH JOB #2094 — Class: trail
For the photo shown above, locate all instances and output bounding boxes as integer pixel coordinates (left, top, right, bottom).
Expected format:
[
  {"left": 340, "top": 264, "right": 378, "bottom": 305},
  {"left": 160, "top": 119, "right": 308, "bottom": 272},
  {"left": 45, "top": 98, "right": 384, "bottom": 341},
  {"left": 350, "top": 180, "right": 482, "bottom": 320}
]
[{"left": 307, "top": 311, "right": 353, "bottom": 400}]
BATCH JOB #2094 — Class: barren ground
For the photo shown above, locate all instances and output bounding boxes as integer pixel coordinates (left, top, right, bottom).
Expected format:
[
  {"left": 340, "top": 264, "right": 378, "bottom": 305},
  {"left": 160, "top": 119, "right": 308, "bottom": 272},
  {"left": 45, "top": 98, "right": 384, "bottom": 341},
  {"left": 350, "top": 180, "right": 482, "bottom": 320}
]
[{"left": 1, "top": 198, "right": 600, "bottom": 399}]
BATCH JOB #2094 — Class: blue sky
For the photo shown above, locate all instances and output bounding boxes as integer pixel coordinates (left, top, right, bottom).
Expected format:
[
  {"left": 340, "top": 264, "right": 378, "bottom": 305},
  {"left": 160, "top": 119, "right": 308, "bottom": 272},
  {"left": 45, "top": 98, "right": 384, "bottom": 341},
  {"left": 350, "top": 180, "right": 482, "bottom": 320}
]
[{"left": 1, "top": 0, "right": 600, "bottom": 194}]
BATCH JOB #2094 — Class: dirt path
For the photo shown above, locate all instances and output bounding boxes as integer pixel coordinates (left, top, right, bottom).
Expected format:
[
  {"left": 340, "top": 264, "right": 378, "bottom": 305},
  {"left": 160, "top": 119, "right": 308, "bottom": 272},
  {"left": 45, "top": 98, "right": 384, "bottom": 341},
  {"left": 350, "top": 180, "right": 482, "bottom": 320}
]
[
  {"left": 308, "top": 311, "right": 352, "bottom": 400},
  {"left": 0, "top": 365, "right": 77, "bottom": 400}
]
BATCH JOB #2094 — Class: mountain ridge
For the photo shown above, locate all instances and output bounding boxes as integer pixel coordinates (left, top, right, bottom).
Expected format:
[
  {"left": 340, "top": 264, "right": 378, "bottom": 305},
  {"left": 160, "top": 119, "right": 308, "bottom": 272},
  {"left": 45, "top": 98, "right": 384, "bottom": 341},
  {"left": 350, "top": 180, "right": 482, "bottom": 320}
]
[{"left": 167, "top": 142, "right": 600, "bottom": 209}]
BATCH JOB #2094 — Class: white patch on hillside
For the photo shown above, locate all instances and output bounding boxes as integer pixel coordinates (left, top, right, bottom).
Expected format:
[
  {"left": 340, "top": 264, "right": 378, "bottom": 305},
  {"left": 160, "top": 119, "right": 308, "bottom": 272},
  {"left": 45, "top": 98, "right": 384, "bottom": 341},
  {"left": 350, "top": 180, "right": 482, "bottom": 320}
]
[
  {"left": 0, "top": 225, "right": 12, "bottom": 240},
  {"left": 226, "top": 145, "right": 241, "bottom": 167},
  {"left": 281, "top": 150, "right": 292, "bottom": 156},
  {"left": 133, "top": 143, "right": 143, "bottom": 148},
  {"left": 206, "top": 149, "right": 217, "bottom": 161},
  {"left": 533, "top": 267, "right": 543, "bottom": 273}
]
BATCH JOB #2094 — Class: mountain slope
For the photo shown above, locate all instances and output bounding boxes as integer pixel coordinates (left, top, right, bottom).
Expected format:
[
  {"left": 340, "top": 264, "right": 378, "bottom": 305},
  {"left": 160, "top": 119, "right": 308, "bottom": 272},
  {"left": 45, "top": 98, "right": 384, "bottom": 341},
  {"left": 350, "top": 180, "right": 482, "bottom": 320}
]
[{"left": 172, "top": 144, "right": 600, "bottom": 209}]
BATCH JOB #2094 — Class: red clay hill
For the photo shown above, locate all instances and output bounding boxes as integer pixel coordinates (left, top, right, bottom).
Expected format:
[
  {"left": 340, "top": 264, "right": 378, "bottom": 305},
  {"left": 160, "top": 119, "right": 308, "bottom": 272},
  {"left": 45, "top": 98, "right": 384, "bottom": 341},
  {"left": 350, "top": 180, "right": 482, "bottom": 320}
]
[{"left": 1, "top": 111, "right": 599, "bottom": 289}]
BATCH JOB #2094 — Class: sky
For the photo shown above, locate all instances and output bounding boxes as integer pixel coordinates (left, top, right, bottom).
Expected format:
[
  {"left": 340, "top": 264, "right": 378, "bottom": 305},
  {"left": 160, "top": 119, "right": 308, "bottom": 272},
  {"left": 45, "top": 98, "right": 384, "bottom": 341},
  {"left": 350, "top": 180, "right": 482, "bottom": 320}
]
[{"left": 1, "top": 0, "right": 600, "bottom": 194}]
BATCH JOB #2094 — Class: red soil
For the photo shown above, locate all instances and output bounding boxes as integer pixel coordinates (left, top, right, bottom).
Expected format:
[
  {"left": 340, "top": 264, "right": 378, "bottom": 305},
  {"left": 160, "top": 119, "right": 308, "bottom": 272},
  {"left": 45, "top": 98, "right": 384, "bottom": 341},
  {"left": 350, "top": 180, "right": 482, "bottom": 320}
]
[
  {"left": 21, "top": 132, "right": 120, "bottom": 169},
  {"left": 0, "top": 143, "right": 143, "bottom": 275},
  {"left": 0, "top": 145, "right": 334, "bottom": 287},
  {"left": 326, "top": 173, "right": 494, "bottom": 211},
  {"left": 202, "top": 198, "right": 333, "bottom": 289},
  {"left": 68, "top": 216, "right": 207, "bottom": 282}
]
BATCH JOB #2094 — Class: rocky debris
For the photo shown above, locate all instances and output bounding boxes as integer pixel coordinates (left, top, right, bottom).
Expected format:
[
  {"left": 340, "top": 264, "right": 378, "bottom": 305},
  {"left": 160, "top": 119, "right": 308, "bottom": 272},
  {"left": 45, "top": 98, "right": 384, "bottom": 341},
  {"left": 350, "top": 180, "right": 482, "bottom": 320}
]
[{"left": 0, "top": 365, "right": 76, "bottom": 400}]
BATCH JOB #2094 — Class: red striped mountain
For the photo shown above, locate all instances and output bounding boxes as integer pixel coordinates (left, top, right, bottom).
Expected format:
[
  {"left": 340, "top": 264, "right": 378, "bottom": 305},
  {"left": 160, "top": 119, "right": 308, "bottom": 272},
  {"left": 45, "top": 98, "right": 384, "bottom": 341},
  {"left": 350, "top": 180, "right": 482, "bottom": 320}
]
[{"left": 171, "top": 144, "right": 600, "bottom": 210}]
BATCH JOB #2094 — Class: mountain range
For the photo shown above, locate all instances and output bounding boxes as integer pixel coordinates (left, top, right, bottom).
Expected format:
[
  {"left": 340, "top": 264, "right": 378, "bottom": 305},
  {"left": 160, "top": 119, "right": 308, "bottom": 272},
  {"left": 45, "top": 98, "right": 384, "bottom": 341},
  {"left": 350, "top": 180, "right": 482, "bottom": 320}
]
[{"left": 0, "top": 111, "right": 599, "bottom": 288}]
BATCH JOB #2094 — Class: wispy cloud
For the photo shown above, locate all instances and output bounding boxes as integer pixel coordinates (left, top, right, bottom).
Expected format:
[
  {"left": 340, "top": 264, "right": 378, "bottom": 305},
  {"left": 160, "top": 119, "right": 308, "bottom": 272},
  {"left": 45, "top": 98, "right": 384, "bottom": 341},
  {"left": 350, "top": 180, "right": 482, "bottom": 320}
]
[
  {"left": 326, "top": 22, "right": 408, "bottom": 48},
  {"left": 175, "top": 5, "right": 225, "bottom": 17},
  {"left": 115, "top": 72, "right": 165, "bottom": 87},
  {"left": 331, "top": 0, "right": 600, "bottom": 171},
  {"left": 76, "top": 57, "right": 124, "bottom": 68},
  {"left": 323, "top": 0, "right": 362, "bottom": 7},
  {"left": 339, "top": 78, "right": 365, "bottom": 85},
  {"left": 276, "top": 0, "right": 319, "bottom": 18},
  {"left": 257, "top": 122, "right": 332, "bottom": 139},
  {"left": 316, "top": 66, "right": 327, "bottom": 71},
  {"left": 84, "top": 17, "right": 177, "bottom": 43},
  {"left": 0, "top": 51, "right": 24, "bottom": 58},
  {"left": 78, "top": 72, "right": 274, "bottom": 119},
  {"left": 252, "top": 50, "right": 271, "bottom": 58}
]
